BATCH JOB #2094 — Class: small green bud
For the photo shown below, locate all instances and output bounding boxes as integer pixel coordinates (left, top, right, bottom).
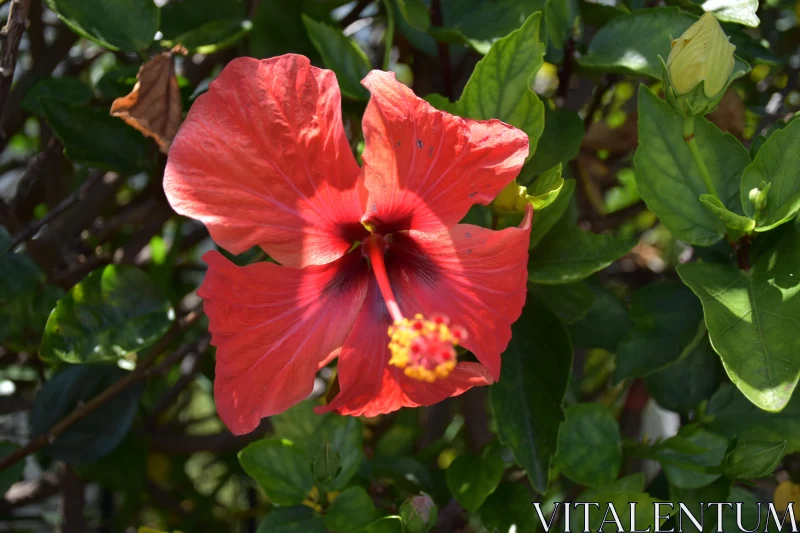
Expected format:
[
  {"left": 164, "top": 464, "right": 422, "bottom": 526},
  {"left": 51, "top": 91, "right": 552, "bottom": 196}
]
[
  {"left": 400, "top": 493, "right": 438, "bottom": 533},
  {"left": 661, "top": 13, "right": 740, "bottom": 117},
  {"left": 748, "top": 182, "right": 771, "bottom": 211},
  {"left": 312, "top": 441, "right": 341, "bottom": 485},
  {"left": 492, "top": 180, "right": 529, "bottom": 215}
]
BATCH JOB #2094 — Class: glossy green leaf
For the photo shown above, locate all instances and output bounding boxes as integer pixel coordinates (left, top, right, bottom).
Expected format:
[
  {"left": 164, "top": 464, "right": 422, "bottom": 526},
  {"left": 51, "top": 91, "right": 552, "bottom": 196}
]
[
  {"left": 568, "top": 284, "right": 632, "bottom": 351},
  {"left": 21, "top": 78, "right": 94, "bottom": 117},
  {"left": 40, "top": 265, "right": 173, "bottom": 364},
  {"left": 479, "top": 482, "right": 539, "bottom": 533},
  {"left": 530, "top": 179, "right": 575, "bottom": 248},
  {"left": 256, "top": 506, "right": 325, "bottom": 533},
  {"left": 678, "top": 232, "right": 800, "bottom": 412},
  {"left": 0, "top": 442, "right": 25, "bottom": 495},
  {"left": 458, "top": 12, "right": 545, "bottom": 157},
  {"left": 170, "top": 18, "right": 252, "bottom": 54},
  {"left": 579, "top": 7, "right": 694, "bottom": 78},
  {"left": 528, "top": 221, "right": 636, "bottom": 284},
  {"left": 530, "top": 280, "right": 595, "bottom": 324},
  {"left": 44, "top": 0, "right": 159, "bottom": 52},
  {"left": 658, "top": 426, "right": 728, "bottom": 489},
  {"left": 702, "top": 0, "right": 759, "bottom": 27},
  {"left": 31, "top": 365, "right": 144, "bottom": 464},
  {"left": 238, "top": 438, "right": 315, "bottom": 505},
  {"left": 41, "top": 100, "right": 154, "bottom": 174},
  {"left": 556, "top": 403, "right": 622, "bottom": 487},
  {"left": 490, "top": 296, "right": 572, "bottom": 494},
  {"left": 634, "top": 87, "right": 751, "bottom": 245},
  {"left": 615, "top": 282, "right": 704, "bottom": 381},
  {"left": 740, "top": 118, "right": 800, "bottom": 231},
  {"left": 699, "top": 194, "right": 756, "bottom": 233},
  {"left": 706, "top": 384, "right": 800, "bottom": 453},
  {"left": 525, "top": 107, "right": 584, "bottom": 177},
  {"left": 445, "top": 447, "right": 505, "bottom": 512},
  {"left": 324, "top": 486, "right": 376, "bottom": 533},
  {"left": 646, "top": 336, "right": 721, "bottom": 413},
  {"left": 365, "top": 516, "right": 404, "bottom": 533},
  {"left": 724, "top": 440, "right": 785, "bottom": 479},
  {"left": 302, "top": 15, "right": 371, "bottom": 100}
]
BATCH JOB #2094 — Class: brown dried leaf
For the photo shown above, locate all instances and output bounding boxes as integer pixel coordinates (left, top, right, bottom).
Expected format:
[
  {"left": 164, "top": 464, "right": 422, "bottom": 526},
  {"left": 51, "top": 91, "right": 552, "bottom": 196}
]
[{"left": 110, "top": 48, "right": 184, "bottom": 154}]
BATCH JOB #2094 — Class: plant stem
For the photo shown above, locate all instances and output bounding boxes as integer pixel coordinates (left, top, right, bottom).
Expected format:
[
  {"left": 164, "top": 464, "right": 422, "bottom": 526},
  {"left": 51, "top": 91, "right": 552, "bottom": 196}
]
[
  {"left": 683, "top": 116, "right": 719, "bottom": 199},
  {"left": 381, "top": 0, "right": 394, "bottom": 71}
]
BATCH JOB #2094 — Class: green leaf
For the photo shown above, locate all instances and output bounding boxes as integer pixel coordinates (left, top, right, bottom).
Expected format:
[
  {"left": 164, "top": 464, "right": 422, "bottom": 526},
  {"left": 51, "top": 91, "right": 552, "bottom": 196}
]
[
  {"left": 615, "top": 282, "right": 704, "bottom": 381},
  {"left": 159, "top": 0, "right": 245, "bottom": 38},
  {"left": 238, "top": 439, "right": 315, "bottom": 505},
  {"left": 423, "top": 93, "right": 459, "bottom": 115},
  {"left": 706, "top": 384, "right": 800, "bottom": 453},
  {"left": 302, "top": 15, "right": 371, "bottom": 101},
  {"left": 170, "top": 18, "right": 252, "bottom": 54},
  {"left": 312, "top": 441, "right": 341, "bottom": 485},
  {"left": 579, "top": 7, "right": 695, "bottom": 78},
  {"left": 256, "top": 506, "right": 326, "bottom": 533},
  {"left": 529, "top": 280, "right": 595, "bottom": 324},
  {"left": 324, "top": 486, "right": 376, "bottom": 533},
  {"left": 702, "top": 0, "right": 759, "bottom": 27},
  {"left": 479, "top": 482, "right": 539, "bottom": 533},
  {"left": 740, "top": 117, "right": 800, "bottom": 231},
  {"left": 0, "top": 442, "right": 25, "bottom": 495},
  {"left": 365, "top": 516, "right": 404, "bottom": 533},
  {"left": 41, "top": 99, "right": 154, "bottom": 174},
  {"left": 573, "top": 488, "right": 667, "bottom": 533},
  {"left": 668, "top": 477, "right": 731, "bottom": 533},
  {"left": 40, "top": 265, "right": 173, "bottom": 365},
  {"left": 646, "top": 336, "right": 721, "bottom": 413},
  {"left": 699, "top": 194, "right": 756, "bottom": 233},
  {"left": 490, "top": 296, "right": 572, "bottom": 494},
  {"left": 31, "top": 365, "right": 144, "bottom": 464},
  {"left": 440, "top": 0, "right": 544, "bottom": 55},
  {"left": 528, "top": 221, "right": 636, "bottom": 284},
  {"left": 458, "top": 12, "right": 546, "bottom": 157},
  {"left": 397, "top": 0, "right": 430, "bottom": 31},
  {"left": 677, "top": 232, "right": 800, "bottom": 412},
  {"left": 250, "top": 0, "right": 316, "bottom": 58},
  {"left": 556, "top": 403, "right": 622, "bottom": 487},
  {"left": 634, "top": 87, "right": 751, "bottom": 246},
  {"left": 724, "top": 441, "right": 786, "bottom": 479},
  {"left": 525, "top": 107, "right": 584, "bottom": 177},
  {"left": 445, "top": 447, "right": 505, "bottom": 512},
  {"left": 21, "top": 78, "right": 94, "bottom": 117},
  {"left": 568, "top": 284, "right": 632, "bottom": 351},
  {"left": 526, "top": 164, "right": 564, "bottom": 211},
  {"left": 658, "top": 426, "right": 728, "bottom": 489},
  {"left": 44, "top": 0, "right": 159, "bottom": 52},
  {"left": 530, "top": 179, "right": 575, "bottom": 248}
]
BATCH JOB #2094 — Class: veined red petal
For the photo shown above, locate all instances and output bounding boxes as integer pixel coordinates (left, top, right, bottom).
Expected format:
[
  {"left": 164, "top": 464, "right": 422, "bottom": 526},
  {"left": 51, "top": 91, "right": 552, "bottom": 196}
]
[
  {"left": 165, "top": 55, "right": 366, "bottom": 268},
  {"left": 199, "top": 250, "right": 368, "bottom": 434},
  {"left": 359, "top": 70, "right": 528, "bottom": 234},
  {"left": 391, "top": 208, "right": 533, "bottom": 379},
  {"left": 316, "top": 280, "right": 494, "bottom": 417}
]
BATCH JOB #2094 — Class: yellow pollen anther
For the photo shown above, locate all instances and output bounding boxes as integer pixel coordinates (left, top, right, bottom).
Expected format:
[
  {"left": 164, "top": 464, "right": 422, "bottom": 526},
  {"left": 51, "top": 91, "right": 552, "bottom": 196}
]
[{"left": 387, "top": 313, "right": 467, "bottom": 383}]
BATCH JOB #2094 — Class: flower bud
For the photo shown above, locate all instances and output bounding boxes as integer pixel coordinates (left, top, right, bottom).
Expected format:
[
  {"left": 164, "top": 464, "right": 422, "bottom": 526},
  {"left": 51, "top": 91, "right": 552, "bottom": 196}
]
[
  {"left": 661, "top": 13, "right": 740, "bottom": 117},
  {"left": 400, "top": 493, "right": 438, "bottom": 533},
  {"left": 748, "top": 181, "right": 771, "bottom": 211}
]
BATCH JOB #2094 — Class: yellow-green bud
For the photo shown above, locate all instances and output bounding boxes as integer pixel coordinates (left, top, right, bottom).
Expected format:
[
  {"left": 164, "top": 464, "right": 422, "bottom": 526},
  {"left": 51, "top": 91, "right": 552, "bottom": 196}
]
[
  {"left": 748, "top": 181, "right": 771, "bottom": 211},
  {"left": 667, "top": 13, "right": 735, "bottom": 96},
  {"left": 661, "top": 13, "right": 743, "bottom": 117}
]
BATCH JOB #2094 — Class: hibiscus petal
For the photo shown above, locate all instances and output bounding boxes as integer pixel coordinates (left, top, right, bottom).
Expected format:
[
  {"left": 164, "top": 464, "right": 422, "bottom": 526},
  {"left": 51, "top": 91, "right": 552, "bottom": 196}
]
[
  {"left": 199, "top": 250, "right": 368, "bottom": 434},
  {"left": 316, "top": 279, "right": 494, "bottom": 417},
  {"left": 165, "top": 54, "right": 366, "bottom": 268},
  {"left": 359, "top": 70, "right": 528, "bottom": 234},
  {"left": 390, "top": 208, "right": 533, "bottom": 379}
]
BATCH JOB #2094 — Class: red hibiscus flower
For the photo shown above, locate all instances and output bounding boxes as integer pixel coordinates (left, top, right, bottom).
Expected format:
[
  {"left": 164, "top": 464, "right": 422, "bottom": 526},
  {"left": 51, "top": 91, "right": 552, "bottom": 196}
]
[{"left": 164, "top": 54, "right": 532, "bottom": 435}]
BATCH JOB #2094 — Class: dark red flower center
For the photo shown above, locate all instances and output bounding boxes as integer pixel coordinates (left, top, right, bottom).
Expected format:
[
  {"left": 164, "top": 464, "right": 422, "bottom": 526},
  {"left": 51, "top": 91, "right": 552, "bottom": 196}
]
[{"left": 363, "top": 234, "right": 467, "bottom": 382}]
